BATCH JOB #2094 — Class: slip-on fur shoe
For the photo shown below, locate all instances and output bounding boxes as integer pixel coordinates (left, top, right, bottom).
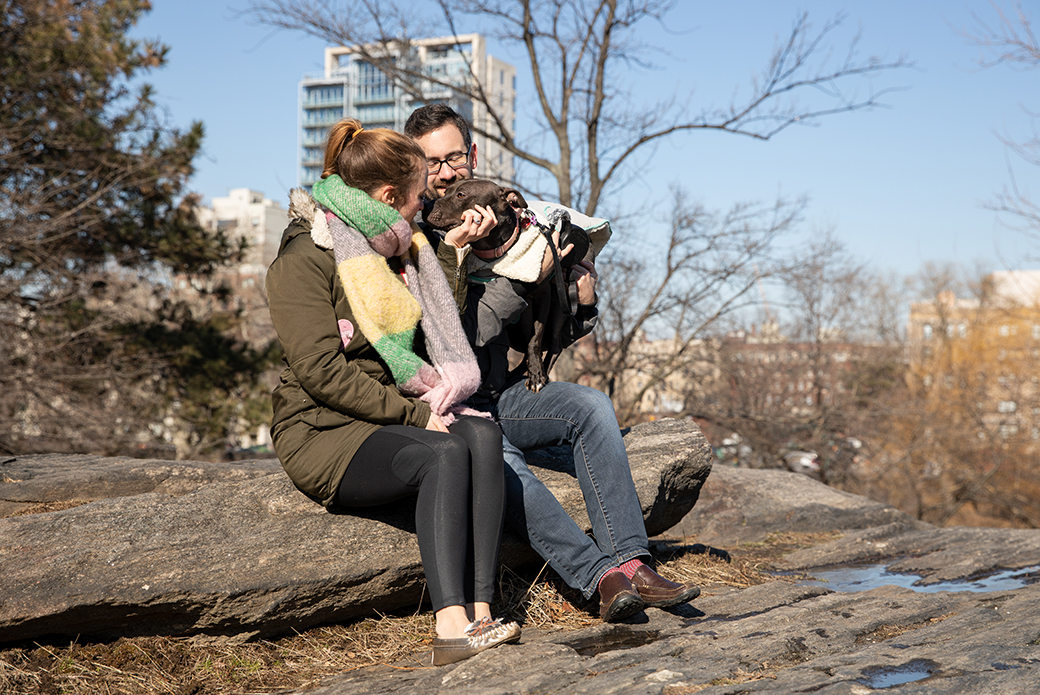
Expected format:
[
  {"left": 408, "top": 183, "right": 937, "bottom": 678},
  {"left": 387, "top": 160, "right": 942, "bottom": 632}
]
[
  {"left": 431, "top": 617, "right": 521, "bottom": 666},
  {"left": 630, "top": 564, "right": 701, "bottom": 608},
  {"left": 598, "top": 571, "right": 645, "bottom": 622}
]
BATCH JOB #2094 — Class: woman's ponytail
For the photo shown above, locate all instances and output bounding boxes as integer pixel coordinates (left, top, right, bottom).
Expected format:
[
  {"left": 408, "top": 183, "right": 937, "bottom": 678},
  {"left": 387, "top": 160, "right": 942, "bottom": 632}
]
[
  {"left": 322, "top": 118, "right": 366, "bottom": 179},
  {"left": 320, "top": 117, "right": 426, "bottom": 200}
]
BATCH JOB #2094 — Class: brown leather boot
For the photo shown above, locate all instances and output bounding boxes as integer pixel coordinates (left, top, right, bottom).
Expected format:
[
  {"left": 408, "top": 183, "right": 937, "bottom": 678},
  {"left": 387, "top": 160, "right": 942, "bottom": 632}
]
[
  {"left": 630, "top": 565, "right": 701, "bottom": 608},
  {"left": 598, "top": 571, "right": 645, "bottom": 622}
]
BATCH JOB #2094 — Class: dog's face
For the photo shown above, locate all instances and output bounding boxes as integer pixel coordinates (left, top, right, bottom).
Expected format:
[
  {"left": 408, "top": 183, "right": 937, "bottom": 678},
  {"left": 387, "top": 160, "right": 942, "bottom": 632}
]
[{"left": 424, "top": 179, "right": 527, "bottom": 252}]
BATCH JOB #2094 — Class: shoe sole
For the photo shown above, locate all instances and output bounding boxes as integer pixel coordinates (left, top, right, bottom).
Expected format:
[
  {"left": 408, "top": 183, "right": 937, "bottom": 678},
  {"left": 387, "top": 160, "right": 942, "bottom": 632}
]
[
  {"left": 640, "top": 585, "right": 701, "bottom": 609},
  {"left": 601, "top": 592, "right": 645, "bottom": 622}
]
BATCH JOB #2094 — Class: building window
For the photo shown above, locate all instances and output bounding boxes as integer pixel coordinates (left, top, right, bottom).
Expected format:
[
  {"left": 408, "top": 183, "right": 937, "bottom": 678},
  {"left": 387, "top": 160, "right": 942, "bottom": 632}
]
[
  {"left": 357, "top": 61, "right": 392, "bottom": 101},
  {"left": 922, "top": 323, "right": 933, "bottom": 340},
  {"left": 998, "top": 400, "right": 1017, "bottom": 413}
]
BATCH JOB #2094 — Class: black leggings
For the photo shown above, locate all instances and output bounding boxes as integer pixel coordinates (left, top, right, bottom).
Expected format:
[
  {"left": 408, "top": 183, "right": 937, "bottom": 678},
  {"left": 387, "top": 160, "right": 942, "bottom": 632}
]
[{"left": 336, "top": 416, "right": 505, "bottom": 611}]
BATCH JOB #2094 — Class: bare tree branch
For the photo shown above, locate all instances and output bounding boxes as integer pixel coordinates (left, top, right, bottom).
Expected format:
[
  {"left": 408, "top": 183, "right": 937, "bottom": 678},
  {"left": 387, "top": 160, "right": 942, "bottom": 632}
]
[{"left": 243, "top": 0, "right": 908, "bottom": 214}]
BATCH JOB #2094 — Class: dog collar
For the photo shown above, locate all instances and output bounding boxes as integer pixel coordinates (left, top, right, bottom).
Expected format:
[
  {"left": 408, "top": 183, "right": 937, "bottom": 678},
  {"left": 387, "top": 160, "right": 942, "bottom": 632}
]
[{"left": 471, "top": 217, "right": 521, "bottom": 260}]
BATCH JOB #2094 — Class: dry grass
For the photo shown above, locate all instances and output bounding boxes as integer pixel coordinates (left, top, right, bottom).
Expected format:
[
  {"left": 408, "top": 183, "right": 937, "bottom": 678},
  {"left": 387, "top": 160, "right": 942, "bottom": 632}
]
[
  {"left": 0, "top": 536, "right": 815, "bottom": 695},
  {"left": 663, "top": 668, "right": 778, "bottom": 694},
  {"left": 7, "top": 500, "right": 86, "bottom": 516}
]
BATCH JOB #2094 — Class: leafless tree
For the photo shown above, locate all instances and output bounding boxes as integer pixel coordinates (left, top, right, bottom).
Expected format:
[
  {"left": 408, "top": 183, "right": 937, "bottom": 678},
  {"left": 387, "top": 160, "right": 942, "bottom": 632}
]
[
  {"left": 864, "top": 262, "right": 1040, "bottom": 527},
  {"left": 679, "top": 234, "right": 908, "bottom": 484},
  {"left": 245, "top": 0, "right": 908, "bottom": 215},
  {"left": 572, "top": 186, "right": 805, "bottom": 424},
  {"left": 963, "top": 2, "right": 1040, "bottom": 249}
]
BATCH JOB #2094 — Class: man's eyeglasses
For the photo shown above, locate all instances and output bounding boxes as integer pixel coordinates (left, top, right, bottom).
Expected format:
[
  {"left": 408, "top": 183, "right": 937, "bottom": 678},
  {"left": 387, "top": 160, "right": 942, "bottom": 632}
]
[{"left": 426, "top": 151, "right": 470, "bottom": 173}]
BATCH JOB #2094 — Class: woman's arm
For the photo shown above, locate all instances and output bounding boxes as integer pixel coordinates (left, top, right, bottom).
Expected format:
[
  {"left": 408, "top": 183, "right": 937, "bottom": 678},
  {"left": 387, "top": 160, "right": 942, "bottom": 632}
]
[{"left": 267, "top": 249, "right": 431, "bottom": 428}]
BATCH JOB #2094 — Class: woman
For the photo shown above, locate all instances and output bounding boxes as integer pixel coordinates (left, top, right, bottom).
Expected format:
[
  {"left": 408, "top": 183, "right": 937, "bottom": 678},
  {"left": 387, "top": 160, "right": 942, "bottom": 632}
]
[{"left": 266, "top": 118, "right": 518, "bottom": 666}]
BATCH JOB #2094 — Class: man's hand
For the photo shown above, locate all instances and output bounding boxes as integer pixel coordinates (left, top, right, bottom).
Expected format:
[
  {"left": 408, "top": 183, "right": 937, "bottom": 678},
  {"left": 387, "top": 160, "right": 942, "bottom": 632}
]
[
  {"left": 570, "top": 260, "right": 598, "bottom": 305},
  {"left": 445, "top": 204, "right": 497, "bottom": 249},
  {"left": 536, "top": 225, "right": 574, "bottom": 283}
]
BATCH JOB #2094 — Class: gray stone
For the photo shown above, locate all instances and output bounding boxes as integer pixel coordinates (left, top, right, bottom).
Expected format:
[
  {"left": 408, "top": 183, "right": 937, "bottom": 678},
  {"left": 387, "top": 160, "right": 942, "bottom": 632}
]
[
  {"left": 666, "top": 464, "right": 918, "bottom": 545},
  {"left": 0, "top": 418, "right": 712, "bottom": 644},
  {"left": 275, "top": 577, "right": 1040, "bottom": 694},
  {"left": 272, "top": 474, "right": 1040, "bottom": 695},
  {"left": 0, "top": 453, "right": 281, "bottom": 517}
]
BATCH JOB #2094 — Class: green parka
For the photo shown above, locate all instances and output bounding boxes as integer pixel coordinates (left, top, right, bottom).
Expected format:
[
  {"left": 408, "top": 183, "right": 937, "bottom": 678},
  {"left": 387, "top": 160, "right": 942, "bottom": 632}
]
[{"left": 266, "top": 191, "right": 468, "bottom": 508}]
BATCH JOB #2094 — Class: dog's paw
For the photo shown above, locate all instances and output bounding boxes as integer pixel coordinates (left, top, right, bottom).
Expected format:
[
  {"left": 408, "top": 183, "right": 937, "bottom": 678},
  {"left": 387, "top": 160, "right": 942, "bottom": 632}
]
[{"left": 526, "top": 375, "right": 548, "bottom": 393}]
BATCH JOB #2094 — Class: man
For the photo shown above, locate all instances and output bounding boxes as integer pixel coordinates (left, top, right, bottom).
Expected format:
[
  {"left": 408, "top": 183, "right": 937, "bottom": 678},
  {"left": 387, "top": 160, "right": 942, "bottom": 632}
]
[{"left": 405, "top": 104, "right": 700, "bottom": 622}]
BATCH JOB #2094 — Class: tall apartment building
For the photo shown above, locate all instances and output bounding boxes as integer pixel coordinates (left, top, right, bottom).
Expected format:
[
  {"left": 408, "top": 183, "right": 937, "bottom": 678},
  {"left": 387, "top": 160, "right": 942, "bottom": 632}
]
[{"left": 299, "top": 34, "right": 516, "bottom": 189}]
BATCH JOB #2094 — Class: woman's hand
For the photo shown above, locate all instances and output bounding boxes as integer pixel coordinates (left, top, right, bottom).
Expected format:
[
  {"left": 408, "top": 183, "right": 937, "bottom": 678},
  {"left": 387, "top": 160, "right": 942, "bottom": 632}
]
[
  {"left": 425, "top": 412, "right": 449, "bottom": 432},
  {"left": 445, "top": 204, "right": 498, "bottom": 249}
]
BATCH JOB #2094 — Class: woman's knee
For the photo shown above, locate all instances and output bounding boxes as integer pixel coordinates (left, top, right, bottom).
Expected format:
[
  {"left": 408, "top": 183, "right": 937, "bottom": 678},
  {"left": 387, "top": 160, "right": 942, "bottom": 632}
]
[
  {"left": 450, "top": 416, "right": 502, "bottom": 445},
  {"left": 422, "top": 432, "right": 471, "bottom": 486}
]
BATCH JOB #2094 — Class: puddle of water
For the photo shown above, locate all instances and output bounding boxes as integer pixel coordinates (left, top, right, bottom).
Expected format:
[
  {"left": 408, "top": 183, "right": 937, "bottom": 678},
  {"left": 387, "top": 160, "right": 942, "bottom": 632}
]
[
  {"left": 857, "top": 659, "right": 937, "bottom": 688},
  {"left": 565, "top": 629, "right": 659, "bottom": 656},
  {"left": 795, "top": 564, "right": 1040, "bottom": 593}
]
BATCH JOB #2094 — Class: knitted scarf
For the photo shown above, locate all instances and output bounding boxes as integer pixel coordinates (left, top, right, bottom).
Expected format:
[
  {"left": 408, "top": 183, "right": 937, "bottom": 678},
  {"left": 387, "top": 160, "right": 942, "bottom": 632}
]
[{"left": 311, "top": 175, "right": 481, "bottom": 420}]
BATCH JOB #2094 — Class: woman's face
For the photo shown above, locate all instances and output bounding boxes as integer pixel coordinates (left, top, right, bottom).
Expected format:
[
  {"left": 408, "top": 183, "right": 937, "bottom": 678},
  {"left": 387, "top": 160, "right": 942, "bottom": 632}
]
[{"left": 392, "top": 167, "right": 427, "bottom": 221}]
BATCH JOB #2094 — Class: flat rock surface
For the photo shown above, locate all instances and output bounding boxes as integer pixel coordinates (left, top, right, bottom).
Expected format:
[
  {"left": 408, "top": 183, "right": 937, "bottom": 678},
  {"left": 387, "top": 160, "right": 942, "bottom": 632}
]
[
  {"left": 0, "top": 419, "right": 712, "bottom": 644},
  {"left": 0, "top": 454, "right": 282, "bottom": 517},
  {"left": 292, "top": 579, "right": 1040, "bottom": 694},
  {"left": 274, "top": 467, "right": 1040, "bottom": 694},
  {"left": 288, "top": 580, "right": 1040, "bottom": 694}
]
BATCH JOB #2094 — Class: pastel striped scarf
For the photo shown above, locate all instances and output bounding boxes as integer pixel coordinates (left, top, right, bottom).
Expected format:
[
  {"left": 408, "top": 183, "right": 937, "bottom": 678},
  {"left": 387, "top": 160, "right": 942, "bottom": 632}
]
[{"left": 311, "top": 175, "right": 481, "bottom": 420}]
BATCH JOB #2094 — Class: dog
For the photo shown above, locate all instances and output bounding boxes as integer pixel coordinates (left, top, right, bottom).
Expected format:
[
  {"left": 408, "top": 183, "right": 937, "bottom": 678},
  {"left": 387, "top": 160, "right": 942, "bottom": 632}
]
[{"left": 424, "top": 179, "right": 591, "bottom": 392}]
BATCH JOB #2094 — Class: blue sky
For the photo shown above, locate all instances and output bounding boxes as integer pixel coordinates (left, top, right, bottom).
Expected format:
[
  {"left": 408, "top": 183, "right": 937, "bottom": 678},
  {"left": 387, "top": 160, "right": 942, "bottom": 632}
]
[{"left": 132, "top": 1, "right": 1040, "bottom": 277}]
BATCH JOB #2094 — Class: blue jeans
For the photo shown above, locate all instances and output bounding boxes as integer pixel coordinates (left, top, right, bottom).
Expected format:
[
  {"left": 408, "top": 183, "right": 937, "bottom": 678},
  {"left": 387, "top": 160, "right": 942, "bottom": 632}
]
[{"left": 494, "top": 380, "right": 649, "bottom": 598}]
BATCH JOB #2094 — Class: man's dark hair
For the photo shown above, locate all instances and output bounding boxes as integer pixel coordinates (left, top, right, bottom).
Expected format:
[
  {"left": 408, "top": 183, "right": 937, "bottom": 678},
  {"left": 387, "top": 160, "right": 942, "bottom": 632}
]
[{"left": 405, "top": 103, "right": 473, "bottom": 151}]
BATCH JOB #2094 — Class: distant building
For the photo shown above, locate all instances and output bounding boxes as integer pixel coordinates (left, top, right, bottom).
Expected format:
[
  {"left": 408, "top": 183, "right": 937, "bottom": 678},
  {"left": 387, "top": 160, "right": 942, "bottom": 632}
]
[
  {"left": 907, "top": 270, "right": 1040, "bottom": 441},
  {"left": 189, "top": 188, "right": 287, "bottom": 346},
  {"left": 299, "top": 34, "right": 516, "bottom": 189},
  {"left": 195, "top": 188, "right": 288, "bottom": 274},
  {"left": 718, "top": 334, "right": 870, "bottom": 418}
]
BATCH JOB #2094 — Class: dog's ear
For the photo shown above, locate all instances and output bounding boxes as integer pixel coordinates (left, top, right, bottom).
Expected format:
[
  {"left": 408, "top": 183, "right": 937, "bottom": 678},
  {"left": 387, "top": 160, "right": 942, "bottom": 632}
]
[{"left": 503, "top": 188, "right": 528, "bottom": 210}]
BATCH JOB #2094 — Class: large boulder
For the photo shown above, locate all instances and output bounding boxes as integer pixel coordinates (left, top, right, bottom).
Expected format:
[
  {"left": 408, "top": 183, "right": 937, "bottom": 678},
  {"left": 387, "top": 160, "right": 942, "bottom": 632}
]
[
  {"left": 0, "top": 419, "right": 712, "bottom": 645},
  {"left": 666, "top": 464, "right": 918, "bottom": 545},
  {"left": 0, "top": 454, "right": 283, "bottom": 517}
]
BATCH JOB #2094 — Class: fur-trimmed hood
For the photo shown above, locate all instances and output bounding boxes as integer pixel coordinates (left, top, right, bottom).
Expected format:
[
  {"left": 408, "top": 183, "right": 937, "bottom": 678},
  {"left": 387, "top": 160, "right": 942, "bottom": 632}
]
[{"left": 286, "top": 187, "right": 333, "bottom": 250}]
